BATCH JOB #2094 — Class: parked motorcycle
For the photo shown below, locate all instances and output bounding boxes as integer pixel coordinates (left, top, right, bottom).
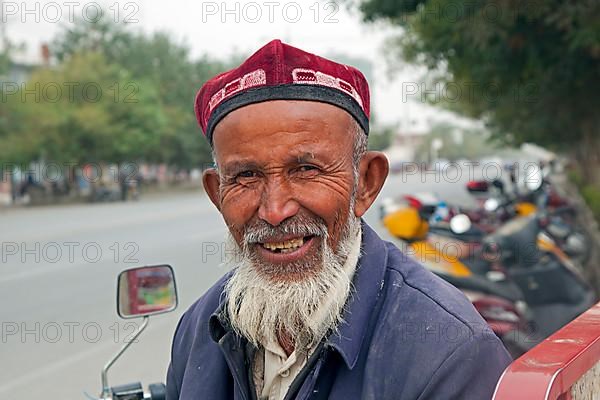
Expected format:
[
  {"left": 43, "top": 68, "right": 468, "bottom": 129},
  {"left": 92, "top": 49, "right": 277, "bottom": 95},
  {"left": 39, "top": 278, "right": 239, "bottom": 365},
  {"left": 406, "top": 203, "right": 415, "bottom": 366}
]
[
  {"left": 381, "top": 203, "right": 531, "bottom": 357},
  {"left": 85, "top": 264, "right": 178, "bottom": 400},
  {"left": 381, "top": 199, "right": 597, "bottom": 356},
  {"left": 468, "top": 169, "right": 591, "bottom": 265},
  {"left": 475, "top": 213, "right": 596, "bottom": 339},
  {"left": 409, "top": 165, "right": 592, "bottom": 265}
]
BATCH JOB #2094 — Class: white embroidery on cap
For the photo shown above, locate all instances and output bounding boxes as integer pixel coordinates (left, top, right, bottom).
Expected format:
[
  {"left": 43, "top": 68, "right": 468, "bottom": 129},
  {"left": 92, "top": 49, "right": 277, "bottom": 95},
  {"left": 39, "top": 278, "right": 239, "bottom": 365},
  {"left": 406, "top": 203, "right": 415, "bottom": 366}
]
[
  {"left": 208, "top": 69, "right": 267, "bottom": 113},
  {"left": 291, "top": 68, "right": 364, "bottom": 109}
]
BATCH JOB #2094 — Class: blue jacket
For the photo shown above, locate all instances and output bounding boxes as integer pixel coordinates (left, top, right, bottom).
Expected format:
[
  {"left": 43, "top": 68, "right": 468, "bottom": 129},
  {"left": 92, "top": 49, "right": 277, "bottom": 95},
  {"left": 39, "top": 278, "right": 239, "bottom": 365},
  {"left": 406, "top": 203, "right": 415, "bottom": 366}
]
[{"left": 166, "top": 222, "right": 512, "bottom": 399}]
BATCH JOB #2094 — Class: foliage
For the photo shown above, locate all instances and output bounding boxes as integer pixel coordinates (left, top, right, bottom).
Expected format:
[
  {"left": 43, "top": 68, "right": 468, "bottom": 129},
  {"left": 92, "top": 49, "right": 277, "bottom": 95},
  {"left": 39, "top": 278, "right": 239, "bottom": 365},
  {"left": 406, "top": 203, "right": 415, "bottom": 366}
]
[
  {"left": 0, "top": 50, "right": 9, "bottom": 77},
  {"left": 569, "top": 168, "right": 600, "bottom": 223},
  {"left": 582, "top": 185, "right": 600, "bottom": 223},
  {"left": 368, "top": 125, "right": 394, "bottom": 151},
  {"left": 354, "top": 0, "right": 600, "bottom": 181},
  {"left": 33, "top": 52, "right": 164, "bottom": 164},
  {"left": 2, "top": 17, "right": 229, "bottom": 170},
  {"left": 51, "top": 18, "right": 228, "bottom": 168}
]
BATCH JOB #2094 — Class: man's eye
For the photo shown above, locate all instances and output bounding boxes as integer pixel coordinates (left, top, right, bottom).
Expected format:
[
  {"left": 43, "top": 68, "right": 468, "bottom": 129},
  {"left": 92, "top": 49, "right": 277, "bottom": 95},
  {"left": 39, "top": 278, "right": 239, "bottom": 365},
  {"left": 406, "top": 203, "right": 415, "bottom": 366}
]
[
  {"left": 233, "top": 171, "right": 259, "bottom": 184},
  {"left": 298, "top": 165, "right": 318, "bottom": 172},
  {"left": 237, "top": 170, "right": 256, "bottom": 178}
]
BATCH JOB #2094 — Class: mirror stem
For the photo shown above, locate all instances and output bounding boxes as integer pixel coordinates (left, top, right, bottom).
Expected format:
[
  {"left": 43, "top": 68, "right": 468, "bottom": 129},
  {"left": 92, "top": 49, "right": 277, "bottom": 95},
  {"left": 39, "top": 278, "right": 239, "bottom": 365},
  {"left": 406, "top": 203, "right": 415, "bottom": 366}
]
[{"left": 100, "top": 316, "right": 149, "bottom": 399}]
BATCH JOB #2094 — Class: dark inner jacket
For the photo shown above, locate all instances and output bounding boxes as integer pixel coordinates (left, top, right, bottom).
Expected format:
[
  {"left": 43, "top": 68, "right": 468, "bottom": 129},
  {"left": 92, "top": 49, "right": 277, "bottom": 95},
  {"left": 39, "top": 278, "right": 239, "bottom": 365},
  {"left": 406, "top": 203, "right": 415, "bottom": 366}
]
[{"left": 166, "top": 222, "right": 512, "bottom": 400}]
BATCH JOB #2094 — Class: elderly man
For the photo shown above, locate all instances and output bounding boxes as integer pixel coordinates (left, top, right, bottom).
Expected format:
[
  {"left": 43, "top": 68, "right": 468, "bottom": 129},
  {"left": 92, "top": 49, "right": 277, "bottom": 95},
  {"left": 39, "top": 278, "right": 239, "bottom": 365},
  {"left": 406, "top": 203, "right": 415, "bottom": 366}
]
[{"left": 166, "top": 40, "right": 511, "bottom": 400}]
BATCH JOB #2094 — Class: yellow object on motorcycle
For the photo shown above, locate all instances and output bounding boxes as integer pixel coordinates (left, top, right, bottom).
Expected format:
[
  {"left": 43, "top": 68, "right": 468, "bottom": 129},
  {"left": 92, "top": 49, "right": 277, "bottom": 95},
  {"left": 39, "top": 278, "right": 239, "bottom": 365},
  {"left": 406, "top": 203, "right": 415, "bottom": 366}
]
[
  {"left": 537, "top": 235, "right": 556, "bottom": 252},
  {"left": 382, "top": 205, "right": 472, "bottom": 278},
  {"left": 408, "top": 241, "right": 472, "bottom": 277},
  {"left": 383, "top": 207, "right": 429, "bottom": 241},
  {"left": 515, "top": 202, "right": 537, "bottom": 216},
  {"left": 537, "top": 233, "right": 582, "bottom": 278}
]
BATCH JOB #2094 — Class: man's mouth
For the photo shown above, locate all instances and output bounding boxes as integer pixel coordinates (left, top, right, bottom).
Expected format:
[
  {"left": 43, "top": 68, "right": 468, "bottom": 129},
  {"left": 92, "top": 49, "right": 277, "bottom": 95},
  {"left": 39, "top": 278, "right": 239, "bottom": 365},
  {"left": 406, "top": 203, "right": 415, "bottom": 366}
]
[
  {"left": 260, "top": 236, "right": 314, "bottom": 253},
  {"left": 251, "top": 234, "right": 319, "bottom": 266}
]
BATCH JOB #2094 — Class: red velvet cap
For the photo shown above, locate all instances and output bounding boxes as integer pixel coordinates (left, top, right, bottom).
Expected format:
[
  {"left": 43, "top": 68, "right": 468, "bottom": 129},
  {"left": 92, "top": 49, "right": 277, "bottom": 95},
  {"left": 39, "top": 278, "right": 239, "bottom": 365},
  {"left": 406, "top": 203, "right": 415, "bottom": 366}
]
[{"left": 194, "top": 39, "right": 370, "bottom": 145}]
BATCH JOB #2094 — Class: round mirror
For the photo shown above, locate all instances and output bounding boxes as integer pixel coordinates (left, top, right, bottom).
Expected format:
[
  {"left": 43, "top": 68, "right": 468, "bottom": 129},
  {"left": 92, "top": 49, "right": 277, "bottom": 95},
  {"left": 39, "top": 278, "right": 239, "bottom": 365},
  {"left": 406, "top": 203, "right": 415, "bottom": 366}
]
[
  {"left": 450, "top": 214, "right": 472, "bottom": 234},
  {"left": 118, "top": 265, "right": 178, "bottom": 319},
  {"left": 524, "top": 164, "right": 543, "bottom": 191},
  {"left": 484, "top": 198, "right": 500, "bottom": 212}
]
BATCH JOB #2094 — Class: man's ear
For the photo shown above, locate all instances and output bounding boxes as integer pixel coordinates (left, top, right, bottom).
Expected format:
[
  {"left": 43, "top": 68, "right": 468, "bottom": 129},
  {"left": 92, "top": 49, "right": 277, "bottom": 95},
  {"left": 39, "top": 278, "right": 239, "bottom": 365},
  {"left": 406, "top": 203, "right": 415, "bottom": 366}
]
[
  {"left": 354, "top": 151, "right": 389, "bottom": 217},
  {"left": 203, "top": 168, "right": 221, "bottom": 211}
]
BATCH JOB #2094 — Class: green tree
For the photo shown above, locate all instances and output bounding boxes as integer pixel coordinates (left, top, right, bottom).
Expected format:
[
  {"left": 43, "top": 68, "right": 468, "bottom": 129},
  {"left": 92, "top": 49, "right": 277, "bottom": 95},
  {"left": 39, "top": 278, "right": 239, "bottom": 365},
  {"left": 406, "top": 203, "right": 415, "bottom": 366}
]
[
  {"left": 51, "top": 18, "right": 228, "bottom": 168},
  {"left": 0, "top": 35, "right": 21, "bottom": 164},
  {"left": 6, "top": 51, "right": 165, "bottom": 166},
  {"left": 355, "top": 0, "right": 600, "bottom": 183}
]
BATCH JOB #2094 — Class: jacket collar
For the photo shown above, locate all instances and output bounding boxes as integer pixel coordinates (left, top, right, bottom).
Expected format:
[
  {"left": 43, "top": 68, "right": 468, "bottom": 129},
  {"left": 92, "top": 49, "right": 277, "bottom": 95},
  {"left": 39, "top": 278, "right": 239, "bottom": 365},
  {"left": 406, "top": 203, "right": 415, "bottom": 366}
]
[
  {"left": 209, "top": 220, "right": 389, "bottom": 370},
  {"left": 325, "top": 221, "right": 388, "bottom": 369}
]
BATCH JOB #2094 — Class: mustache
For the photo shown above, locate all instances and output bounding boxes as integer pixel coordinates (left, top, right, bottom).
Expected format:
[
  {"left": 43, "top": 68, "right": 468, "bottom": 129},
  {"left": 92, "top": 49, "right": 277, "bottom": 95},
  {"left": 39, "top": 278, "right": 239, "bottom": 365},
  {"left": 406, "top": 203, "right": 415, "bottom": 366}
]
[{"left": 243, "top": 213, "right": 329, "bottom": 244}]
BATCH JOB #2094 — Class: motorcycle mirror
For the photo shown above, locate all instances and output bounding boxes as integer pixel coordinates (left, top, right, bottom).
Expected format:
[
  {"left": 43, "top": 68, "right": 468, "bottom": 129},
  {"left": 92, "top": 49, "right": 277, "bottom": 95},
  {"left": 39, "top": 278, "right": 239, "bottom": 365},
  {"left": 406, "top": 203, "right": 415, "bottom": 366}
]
[
  {"left": 466, "top": 180, "right": 489, "bottom": 193},
  {"left": 450, "top": 214, "right": 472, "bottom": 234},
  {"left": 484, "top": 198, "right": 500, "bottom": 212},
  {"left": 525, "top": 165, "right": 543, "bottom": 191},
  {"left": 117, "top": 265, "right": 178, "bottom": 319}
]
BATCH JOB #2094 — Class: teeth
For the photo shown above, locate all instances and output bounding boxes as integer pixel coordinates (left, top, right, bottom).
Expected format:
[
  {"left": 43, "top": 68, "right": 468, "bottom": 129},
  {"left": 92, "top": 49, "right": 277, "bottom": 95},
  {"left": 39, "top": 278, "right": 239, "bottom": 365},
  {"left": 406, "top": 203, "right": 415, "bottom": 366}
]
[{"left": 262, "top": 237, "right": 305, "bottom": 251}]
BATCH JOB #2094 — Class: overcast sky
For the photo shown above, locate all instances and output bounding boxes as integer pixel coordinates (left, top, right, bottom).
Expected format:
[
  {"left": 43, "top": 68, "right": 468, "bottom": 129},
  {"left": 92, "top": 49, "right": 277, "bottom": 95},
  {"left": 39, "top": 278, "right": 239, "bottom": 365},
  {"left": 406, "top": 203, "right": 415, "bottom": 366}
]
[{"left": 3, "top": 0, "right": 471, "bottom": 130}]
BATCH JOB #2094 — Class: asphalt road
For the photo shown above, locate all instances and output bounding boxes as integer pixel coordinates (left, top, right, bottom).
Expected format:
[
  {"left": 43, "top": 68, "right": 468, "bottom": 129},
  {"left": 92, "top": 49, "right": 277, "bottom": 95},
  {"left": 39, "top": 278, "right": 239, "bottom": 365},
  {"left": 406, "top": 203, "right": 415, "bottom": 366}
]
[{"left": 0, "top": 169, "right": 481, "bottom": 400}]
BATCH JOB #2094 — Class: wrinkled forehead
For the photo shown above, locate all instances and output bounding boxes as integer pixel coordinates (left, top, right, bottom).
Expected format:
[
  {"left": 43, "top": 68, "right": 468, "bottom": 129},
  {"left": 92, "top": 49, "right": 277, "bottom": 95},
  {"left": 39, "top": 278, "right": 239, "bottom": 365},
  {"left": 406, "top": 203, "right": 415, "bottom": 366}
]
[{"left": 211, "top": 100, "right": 356, "bottom": 166}]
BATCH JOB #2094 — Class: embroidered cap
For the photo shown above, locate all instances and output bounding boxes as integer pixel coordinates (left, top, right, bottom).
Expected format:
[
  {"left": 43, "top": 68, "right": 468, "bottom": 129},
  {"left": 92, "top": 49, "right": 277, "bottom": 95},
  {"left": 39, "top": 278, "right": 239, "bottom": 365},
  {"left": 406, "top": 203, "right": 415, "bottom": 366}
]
[{"left": 194, "top": 39, "right": 370, "bottom": 145}]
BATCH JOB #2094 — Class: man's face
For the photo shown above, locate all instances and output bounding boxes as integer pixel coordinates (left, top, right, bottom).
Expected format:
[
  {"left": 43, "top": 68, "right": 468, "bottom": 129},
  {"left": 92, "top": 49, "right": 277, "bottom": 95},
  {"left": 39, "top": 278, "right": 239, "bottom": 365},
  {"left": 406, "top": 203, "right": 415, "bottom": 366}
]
[{"left": 208, "top": 100, "right": 358, "bottom": 281}]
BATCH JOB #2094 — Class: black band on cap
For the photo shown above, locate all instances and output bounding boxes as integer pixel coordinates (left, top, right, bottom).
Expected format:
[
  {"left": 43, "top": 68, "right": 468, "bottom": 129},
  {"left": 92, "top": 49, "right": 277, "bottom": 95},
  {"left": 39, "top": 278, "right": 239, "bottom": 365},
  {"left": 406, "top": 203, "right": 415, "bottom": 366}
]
[{"left": 205, "top": 84, "right": 369, "bottom": 146}]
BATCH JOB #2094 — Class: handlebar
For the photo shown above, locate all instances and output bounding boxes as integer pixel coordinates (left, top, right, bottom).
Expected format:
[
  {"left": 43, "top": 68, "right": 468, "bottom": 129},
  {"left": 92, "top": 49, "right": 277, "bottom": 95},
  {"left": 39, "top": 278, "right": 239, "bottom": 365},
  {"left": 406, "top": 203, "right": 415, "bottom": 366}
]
[
  {"left": 109, "top": 382, "right": 166, "bottom": 400},
  {"left": 148, "top": 383, "right": 166, "bottom": 400}
]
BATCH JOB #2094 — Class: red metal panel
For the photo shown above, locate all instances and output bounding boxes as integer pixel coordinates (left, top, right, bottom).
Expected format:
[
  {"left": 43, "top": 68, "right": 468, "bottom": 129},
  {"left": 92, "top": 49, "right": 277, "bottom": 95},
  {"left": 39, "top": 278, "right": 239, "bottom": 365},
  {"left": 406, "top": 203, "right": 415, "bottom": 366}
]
[{"left": 493, "top": 301, "right": 600, "bottom": 399}]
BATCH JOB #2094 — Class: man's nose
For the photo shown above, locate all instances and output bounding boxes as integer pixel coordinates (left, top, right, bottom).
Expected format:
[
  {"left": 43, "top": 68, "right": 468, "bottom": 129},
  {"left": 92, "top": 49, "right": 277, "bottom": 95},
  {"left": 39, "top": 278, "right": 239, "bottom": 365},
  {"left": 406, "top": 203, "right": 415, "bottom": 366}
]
[{"left": 257, "top": 179, "right": 299, "bottom": 226}]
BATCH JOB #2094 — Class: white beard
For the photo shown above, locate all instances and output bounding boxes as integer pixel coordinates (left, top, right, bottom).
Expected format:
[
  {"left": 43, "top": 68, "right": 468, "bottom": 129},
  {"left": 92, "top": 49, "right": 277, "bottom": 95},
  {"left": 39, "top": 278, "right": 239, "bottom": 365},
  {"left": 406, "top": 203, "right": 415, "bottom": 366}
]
[{"left": 223, "top": 213, "right": 361, "bottom": 349}]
